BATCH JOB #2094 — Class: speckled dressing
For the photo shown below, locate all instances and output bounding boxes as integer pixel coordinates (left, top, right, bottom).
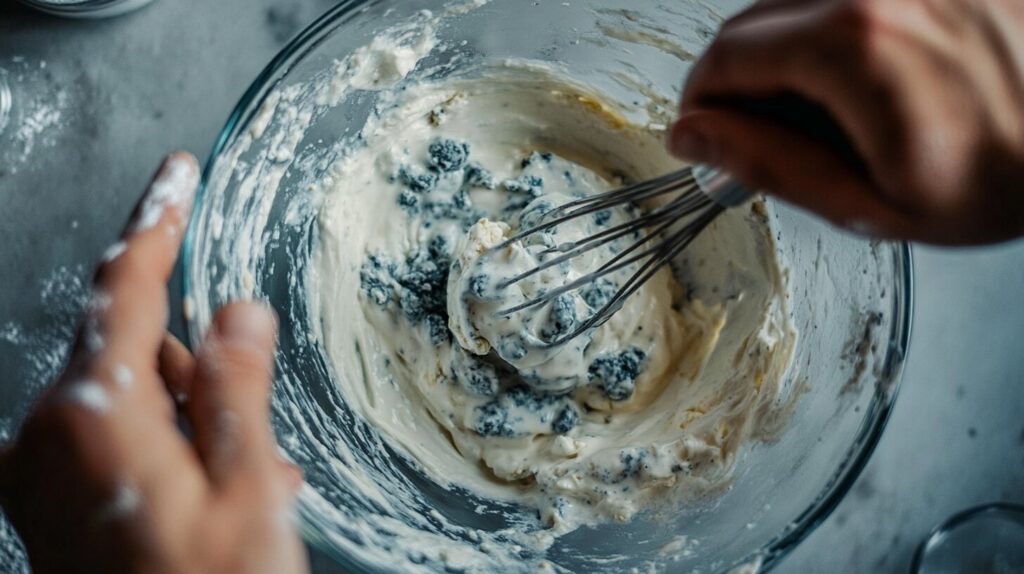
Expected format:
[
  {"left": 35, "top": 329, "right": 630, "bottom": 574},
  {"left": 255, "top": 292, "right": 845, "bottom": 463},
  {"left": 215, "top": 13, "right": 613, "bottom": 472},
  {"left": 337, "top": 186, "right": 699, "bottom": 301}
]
[{"left": 312, "top": 63, "right": 797, "bottom": 538}]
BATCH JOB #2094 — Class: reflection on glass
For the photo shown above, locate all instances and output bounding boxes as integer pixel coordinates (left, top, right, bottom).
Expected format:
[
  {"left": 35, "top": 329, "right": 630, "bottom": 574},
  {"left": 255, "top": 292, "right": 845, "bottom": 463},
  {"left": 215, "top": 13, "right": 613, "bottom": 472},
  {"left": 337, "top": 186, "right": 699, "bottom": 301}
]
[
  {"left": 17, "top": 0, "right": 157, "bottom": 19},
  {"left": 913, "top": 503, "right": 1024, "bottom": 574},
  {"left": 0, "top": 68, "right": 11, "bottom": 136}
]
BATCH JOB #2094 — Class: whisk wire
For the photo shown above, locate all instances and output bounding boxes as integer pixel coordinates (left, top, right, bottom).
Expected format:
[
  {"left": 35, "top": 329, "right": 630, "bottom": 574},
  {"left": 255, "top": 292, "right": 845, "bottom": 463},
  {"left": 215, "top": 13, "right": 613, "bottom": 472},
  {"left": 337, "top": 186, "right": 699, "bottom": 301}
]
[
  {"left": 495, "top": 185, "right": 707, "bottom": 290},
  {"left": 491, "top": 166, "right": 749, "bottom": 348},
  {"left": 497, "top": 169, "right": 694, "bottom": 249},
  {"left": 494, "top": 193, "right": 717, "bottom": 319},
  {"left": 591, "top": 193, "right": 714, "bottom": 275},
  {"left": 546, "top": 169, "right": 693, "bottom": 214},
  {"left": 539, "top": 204, "right": 724, "bottom": 347},
  {"left": 495, "top": 215, "right": 682, "bottom": 317}
]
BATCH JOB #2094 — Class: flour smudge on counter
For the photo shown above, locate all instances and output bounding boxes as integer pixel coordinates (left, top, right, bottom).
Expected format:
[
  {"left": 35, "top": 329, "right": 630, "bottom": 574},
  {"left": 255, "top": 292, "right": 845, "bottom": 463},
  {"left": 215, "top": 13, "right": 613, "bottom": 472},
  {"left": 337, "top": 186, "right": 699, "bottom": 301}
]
[
  {"left": 0, "top": 264, "right": 90, "bottom": 405},
  {"left": 0, "top": 57, "right": 69, "bottom": 175},
  {"left": 0, "top": 263, "right": 91, "bottom": 574}
]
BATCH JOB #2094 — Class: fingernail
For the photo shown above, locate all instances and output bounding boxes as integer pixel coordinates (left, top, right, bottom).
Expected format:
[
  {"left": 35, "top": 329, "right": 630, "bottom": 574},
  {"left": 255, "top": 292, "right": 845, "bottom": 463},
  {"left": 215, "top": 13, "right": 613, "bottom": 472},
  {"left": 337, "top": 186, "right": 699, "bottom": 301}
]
[
  {"left": 671, "top": 127, "right": 712, "bottom": 162},
  {"left": 131, "top": 152, "right": 199, "bottom": 233},
  {"left": 215, "top": 302, "right": 277, "bottom": 347}
]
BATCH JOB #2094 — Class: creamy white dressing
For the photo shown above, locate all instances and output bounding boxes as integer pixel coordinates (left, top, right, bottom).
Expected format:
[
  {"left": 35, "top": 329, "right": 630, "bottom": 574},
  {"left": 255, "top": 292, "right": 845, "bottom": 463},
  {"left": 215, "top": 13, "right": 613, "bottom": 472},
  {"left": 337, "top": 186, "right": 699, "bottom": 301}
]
[{"left": 312, "top": 66, "right": 797, "bottom": 536}]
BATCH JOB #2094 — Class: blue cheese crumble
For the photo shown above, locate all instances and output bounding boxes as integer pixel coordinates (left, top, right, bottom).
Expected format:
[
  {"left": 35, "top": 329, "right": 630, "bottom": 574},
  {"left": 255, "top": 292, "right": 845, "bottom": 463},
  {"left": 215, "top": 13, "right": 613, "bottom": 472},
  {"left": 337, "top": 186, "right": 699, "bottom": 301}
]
[
  {"left": 428, "top": 138, "right": 470, "bottom": 172},
  {"left": 360, "top": 236, "right": 452, "bottom": 343},
  {"left": 363, "top": 143, "right": 656, "bottom": 442},
  {"left": 588, "top": 347, "right": 647, "bottom": 401}
]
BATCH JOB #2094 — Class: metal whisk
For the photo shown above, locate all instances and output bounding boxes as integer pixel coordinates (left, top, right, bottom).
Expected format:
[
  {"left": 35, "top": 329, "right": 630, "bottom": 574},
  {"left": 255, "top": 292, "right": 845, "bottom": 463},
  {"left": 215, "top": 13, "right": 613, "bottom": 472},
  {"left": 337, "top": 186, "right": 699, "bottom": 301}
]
[{"left": 493, "top": 165, "right": 750, "bottom": 346}]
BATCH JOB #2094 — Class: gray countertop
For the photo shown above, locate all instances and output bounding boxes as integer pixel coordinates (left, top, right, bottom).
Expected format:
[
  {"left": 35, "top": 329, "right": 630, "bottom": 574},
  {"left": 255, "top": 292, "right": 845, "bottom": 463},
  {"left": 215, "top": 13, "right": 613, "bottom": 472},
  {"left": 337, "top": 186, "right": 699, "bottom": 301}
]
[{"left": 1, "top": 1, "right": 1022, "bottom": 572}]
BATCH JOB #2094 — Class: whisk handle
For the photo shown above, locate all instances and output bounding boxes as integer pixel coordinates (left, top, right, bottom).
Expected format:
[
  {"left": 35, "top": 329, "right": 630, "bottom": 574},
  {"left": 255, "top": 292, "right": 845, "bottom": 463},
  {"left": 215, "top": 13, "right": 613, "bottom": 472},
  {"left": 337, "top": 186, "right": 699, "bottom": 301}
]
[{"left": 692, "top": 165, "right": 750, "bottom": 208}]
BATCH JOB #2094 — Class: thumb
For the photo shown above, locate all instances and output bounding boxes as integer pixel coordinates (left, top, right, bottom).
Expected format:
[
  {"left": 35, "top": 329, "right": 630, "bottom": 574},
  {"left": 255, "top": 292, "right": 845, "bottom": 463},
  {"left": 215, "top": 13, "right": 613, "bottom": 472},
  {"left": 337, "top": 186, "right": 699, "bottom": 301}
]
[{"left": 188, "top": 302, "right": 279, "bottom": 488}]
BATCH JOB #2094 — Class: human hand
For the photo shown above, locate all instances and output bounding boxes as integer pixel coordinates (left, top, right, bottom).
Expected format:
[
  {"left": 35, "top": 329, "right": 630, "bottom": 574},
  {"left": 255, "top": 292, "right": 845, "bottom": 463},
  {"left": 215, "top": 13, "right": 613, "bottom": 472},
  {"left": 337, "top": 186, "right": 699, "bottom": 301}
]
[
  {"left": 0, "top": 153, "right": 309, "bottom": 574},
  {"left": 671, "top": 0, "right": 1024, "bottom": 245}
]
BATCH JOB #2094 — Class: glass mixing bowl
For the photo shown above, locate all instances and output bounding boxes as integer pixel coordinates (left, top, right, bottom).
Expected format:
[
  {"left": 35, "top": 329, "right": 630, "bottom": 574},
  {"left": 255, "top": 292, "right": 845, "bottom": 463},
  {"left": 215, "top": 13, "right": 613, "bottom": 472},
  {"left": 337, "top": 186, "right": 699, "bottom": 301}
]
[
  {"left": 18, "top": 0, "right": 157, "bottom": 19},
  {"left": 182, "top": 1, "right": 913, "bottom": 572}
]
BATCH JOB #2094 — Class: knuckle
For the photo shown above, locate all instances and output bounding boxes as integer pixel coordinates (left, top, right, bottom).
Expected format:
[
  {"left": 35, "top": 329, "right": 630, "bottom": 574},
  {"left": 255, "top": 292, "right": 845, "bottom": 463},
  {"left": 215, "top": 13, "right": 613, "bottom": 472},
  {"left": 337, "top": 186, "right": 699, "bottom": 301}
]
[
  {"left": 875, "top": 154, "right": 942, "bottom": 213},
  {"left": 893, "top": 162, "right": 960, "bottom": 213},
  {"left": 833, "top": 0, "right": 886, "bottom": 35},
  {"left": 789, "top": 37, "right": 846, "bottom": 81},
  {"left": 830, "top": 0, "right": 892, "bottom": 62}
]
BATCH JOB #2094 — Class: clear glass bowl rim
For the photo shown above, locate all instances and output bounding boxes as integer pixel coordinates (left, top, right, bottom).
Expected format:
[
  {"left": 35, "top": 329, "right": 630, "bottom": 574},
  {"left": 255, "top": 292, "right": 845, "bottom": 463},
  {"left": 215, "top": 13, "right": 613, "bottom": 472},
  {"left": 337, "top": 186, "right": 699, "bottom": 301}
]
[
  {"left": 17, "top": 0, "right": 156, "bottom": 17},
  {"left": 181, "top": 1, "right": 915, "bottom": 571},
  {"left": 910, "top": 502, "right": 1024, "bottom": 574}
]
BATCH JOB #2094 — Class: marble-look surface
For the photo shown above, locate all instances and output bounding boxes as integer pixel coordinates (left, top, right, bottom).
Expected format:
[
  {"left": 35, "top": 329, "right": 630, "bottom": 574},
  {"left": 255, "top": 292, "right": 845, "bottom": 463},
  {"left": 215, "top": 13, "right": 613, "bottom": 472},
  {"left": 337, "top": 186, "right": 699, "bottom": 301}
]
[{"left": 0, "top": 1, "right": 1021, "bottom": 572}]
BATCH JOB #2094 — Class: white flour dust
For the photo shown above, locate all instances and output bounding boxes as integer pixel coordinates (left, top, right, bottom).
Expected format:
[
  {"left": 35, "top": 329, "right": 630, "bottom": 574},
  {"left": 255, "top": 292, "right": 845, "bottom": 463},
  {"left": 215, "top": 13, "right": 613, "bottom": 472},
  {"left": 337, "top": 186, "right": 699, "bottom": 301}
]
[
  {"left": 0, "top": 264, "right": 91, "bottom": 573},
  {"left": 112, "top": 363, "right": 133, "bottom": 389},
  {"left": 97, "top": 481, "right": 142, "bottom": 521},
  {"left": 0, "top": 265, "right": 90, "bottom": 399},
  {"left": 0, "top": 515, "right": 28, "bottom": 574},
  {"left": 132, "top": 155, "right": 198, "bottom": 232},
  {"left": 65, "top": 380, "right": 113, "bottom": 414},
  {"left": 102, "top": 241, "right": 127, "bottom": 262},
  {"left": 1, "top": 56, "right": 69, "bottom": 175}
]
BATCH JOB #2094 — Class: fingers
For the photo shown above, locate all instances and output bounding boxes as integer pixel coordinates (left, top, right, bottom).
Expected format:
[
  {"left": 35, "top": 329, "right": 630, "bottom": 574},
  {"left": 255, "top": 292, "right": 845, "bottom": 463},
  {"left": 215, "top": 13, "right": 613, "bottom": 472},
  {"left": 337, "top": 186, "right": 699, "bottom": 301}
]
[
  {"left": 680, "top": 1, "right": 907, "bottom": 192},
  {"left": 79, "top": 152, "right": 199, "bottom": 375},
  {"left": 159, "top": 333, "right": 196, "bottom": 405},
  {"left": 187, "top": 302, "right": 279, "bottom": 488},
  {"left": 721, "top": 0, "right": 815, "bottom": 29},
  {"left": 55, "top": 151, "right": 198, "bottom": 438},
  {"left": 34, "top": 153, "right": 201, "bottom": 482},
  {"left": 681, "top": 2, "right": 832, "bottom": 109},
  {"left": 161, "top": 325, "right": 303, "bottom": 494},
  {"left": 670, "top": 108, "right": 916, "bottom": 238},
  {"left": 92, "top": 152, "right": 198, "bottom": 358},
  {"left": 161, "top": 327, "right": 302, "bottom": 492}
]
